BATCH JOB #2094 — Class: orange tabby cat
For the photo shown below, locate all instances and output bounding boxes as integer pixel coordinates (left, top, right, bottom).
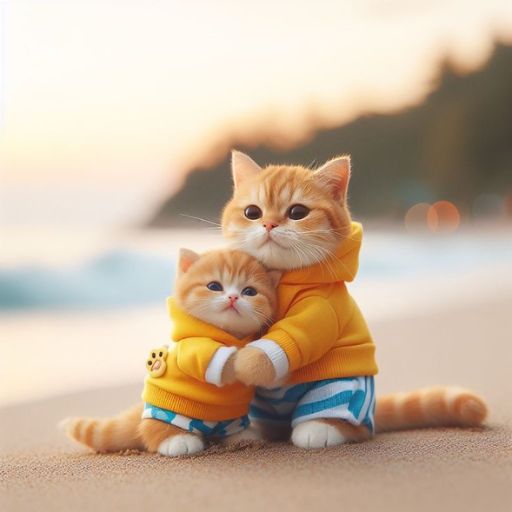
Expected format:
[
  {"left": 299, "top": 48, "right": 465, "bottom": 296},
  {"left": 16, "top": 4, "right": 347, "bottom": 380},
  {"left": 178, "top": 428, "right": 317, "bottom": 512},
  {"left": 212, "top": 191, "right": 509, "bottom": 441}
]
[
  {"left": 221, "top": 151, "right": 487, "bottom": 448},
  {"left": 63, "top": 153, "right": 487, "bottom": 454},
  {"left": 62, "top": 248, "right": 279, "bottom": 456}
]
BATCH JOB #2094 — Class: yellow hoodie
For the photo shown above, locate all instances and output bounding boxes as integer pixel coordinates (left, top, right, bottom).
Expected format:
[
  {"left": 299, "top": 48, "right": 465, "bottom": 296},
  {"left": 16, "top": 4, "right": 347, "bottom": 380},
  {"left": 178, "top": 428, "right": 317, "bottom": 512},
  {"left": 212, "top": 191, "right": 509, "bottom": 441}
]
[
  {"left": 250, "top": 222, "right": 378, "bottom": 384},
  {"left": 142, "top": 300, "right": 254, "bottom": 421}
]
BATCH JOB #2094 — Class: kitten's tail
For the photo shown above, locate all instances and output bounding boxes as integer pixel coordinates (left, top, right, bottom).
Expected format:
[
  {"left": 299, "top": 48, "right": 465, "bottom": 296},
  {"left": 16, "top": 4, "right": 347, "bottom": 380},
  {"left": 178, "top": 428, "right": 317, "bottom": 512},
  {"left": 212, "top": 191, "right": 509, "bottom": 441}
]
[
  {"left": 375, "top": 386, "right": 488, "bottom": 433},
  {"left": 59, "top": 403, "right": 144, "bottom": 453}
]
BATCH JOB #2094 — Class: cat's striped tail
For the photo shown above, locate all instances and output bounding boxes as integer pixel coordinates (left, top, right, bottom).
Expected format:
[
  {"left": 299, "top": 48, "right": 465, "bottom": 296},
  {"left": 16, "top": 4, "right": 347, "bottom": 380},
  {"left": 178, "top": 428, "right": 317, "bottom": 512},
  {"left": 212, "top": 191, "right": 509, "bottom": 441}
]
[
  {"left": 59, "top": 403, "right": 144, "bottom": 453},
  {"left": 375, "top": 386, "right": 488, "bottom": 433}
]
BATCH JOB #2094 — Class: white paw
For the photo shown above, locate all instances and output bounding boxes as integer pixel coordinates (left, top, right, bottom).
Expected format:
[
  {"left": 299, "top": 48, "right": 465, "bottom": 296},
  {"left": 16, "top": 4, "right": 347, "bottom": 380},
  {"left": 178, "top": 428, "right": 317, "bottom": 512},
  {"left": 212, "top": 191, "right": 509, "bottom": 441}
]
[
  {"left": 291, "top": 421, "right": 346, "bottom": 449},
  {"left": 157, "top": 434, "right": 205, "bottom": 457}
]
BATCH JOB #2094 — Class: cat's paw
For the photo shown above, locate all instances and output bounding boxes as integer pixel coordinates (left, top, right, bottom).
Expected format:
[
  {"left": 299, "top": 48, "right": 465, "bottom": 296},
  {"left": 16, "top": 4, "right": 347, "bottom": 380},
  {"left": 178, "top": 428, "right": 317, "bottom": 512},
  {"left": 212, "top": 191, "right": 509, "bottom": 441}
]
[
  {"left": 157, "top": 434, "right": 205, "bottom": 457},
  {"left": 234, "top": 347, "right": 276, "bottom": 387},
  {"left": 220, "top": 353, "right": 237, "bottom": 385},
  {"left": 291, "top": 420, "right": 346, "bottom": 449}
]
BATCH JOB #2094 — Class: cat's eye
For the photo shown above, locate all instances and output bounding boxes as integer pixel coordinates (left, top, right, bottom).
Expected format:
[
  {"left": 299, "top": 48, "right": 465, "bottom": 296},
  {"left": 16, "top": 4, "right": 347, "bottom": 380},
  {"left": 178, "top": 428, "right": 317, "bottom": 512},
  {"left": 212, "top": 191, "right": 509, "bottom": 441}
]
[
  {"left": 241, "top": 286, "right": 257, "bottom": 296},
  {"left": 207, "top": 281, "right": 223, "bottom": 292},
  {"left": 288, "top": 204, "right": 310, "bottom": 220},
  {"left": 244, "top": 205, "right": 262, "bottom": 220}
]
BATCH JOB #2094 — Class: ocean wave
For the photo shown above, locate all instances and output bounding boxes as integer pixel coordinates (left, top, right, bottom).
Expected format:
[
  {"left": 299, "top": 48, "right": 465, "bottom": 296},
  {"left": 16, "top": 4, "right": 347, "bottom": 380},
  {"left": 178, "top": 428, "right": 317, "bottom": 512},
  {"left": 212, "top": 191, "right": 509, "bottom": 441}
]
[
  {"left": 1, "top": 234, "right": 511, "bottom": 311},
  {"left": 0, "top": 250, "right": 175, "bottom": 310}
]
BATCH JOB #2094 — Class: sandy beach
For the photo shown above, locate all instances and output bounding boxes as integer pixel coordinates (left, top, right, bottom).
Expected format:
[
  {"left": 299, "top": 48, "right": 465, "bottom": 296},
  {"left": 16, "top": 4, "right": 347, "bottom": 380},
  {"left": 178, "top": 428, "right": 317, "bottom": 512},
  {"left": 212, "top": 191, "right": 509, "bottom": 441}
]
[{"left": 2, "top": 294, "right": 511, "bottom": 512}]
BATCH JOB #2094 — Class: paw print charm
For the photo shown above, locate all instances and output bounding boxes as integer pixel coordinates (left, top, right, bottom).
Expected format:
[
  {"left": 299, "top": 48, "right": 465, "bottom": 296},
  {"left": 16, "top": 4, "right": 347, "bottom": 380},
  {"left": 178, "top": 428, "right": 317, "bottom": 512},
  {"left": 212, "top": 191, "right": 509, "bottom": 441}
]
[{"left": 146, "top": 345, "right": 169, "bottom": 378}]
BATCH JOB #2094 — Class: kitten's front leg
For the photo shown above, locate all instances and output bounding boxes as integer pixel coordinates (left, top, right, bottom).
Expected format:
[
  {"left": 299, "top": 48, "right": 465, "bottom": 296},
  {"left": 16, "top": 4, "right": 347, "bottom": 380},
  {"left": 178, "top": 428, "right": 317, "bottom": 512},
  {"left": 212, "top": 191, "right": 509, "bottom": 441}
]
[
  {"left": 234, "top": 346, "right": 277, "bottom": 387},
  {"left": 139, "top": 419, "right": 205, "bottom": 457}
]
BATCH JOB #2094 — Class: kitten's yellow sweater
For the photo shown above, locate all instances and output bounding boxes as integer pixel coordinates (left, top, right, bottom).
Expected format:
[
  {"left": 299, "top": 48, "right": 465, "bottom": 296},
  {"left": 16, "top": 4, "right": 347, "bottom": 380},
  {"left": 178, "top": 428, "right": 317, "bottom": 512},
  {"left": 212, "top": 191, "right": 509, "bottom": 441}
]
[
  {"left": 142, "top": 300, "right": 254, "bottom": 421},
  {"left": 260, "top": 221, "right": 378, "bottom": 383}
]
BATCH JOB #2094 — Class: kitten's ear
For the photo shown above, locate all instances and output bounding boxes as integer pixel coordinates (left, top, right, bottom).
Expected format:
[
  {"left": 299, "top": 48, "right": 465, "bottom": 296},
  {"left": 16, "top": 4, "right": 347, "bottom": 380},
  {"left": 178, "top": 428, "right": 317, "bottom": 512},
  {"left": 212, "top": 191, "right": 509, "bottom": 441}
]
[
  {"left": 267, "top": 270, "right": 282, "bottom": 289},
  {"left": 231, "top": 150, "right": 262, "bottom": 189},
  {"left": 177, "top": 248, "right": 200, "bottom": 275},
  {"left": 314, "top": 155, "right": 351, "bottom": 202}
]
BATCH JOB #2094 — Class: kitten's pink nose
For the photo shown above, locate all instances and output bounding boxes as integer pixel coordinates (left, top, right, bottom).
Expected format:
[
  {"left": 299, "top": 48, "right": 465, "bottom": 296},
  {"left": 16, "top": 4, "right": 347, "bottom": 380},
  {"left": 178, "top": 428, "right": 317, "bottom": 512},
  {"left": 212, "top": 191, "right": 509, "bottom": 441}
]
[
  {"left": 263, "top": 221, "right": 279, "bottom": 232},
  {"left": 228, "top": 295, "right": 239, "bottom": 305}
]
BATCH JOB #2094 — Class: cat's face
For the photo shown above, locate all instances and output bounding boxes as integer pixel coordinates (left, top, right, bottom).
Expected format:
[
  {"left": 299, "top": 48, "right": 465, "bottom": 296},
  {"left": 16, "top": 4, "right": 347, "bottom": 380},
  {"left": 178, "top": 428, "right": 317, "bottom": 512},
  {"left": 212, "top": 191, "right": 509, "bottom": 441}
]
[
  {"left": 222, "top": 151, "right": 352, "bottom": 270},
  {"left": 175, "top": 248, "right": 280, "bottom": 339}
]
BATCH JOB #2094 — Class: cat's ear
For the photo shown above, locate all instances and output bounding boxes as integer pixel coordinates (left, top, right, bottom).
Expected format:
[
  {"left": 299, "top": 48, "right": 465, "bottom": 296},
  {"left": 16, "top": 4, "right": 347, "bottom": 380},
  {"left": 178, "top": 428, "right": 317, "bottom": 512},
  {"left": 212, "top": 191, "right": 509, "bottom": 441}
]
[
  {"left": 177, "top": 248, "right": 200, "bottom": 275},
  {"left": 231, "top": 150, "right": 262, "bottom": 189},
  {"left": 267, "top": 270, "right": 282, "bottom": 289},
  {"left": 314, "top": 155, "right": 351, "bottom": 202}
]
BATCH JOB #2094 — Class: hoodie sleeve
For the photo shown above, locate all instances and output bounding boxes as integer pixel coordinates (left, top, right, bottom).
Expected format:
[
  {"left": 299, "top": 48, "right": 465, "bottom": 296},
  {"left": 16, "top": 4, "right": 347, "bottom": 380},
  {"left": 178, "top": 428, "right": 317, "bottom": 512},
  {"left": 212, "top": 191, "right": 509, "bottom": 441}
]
[
  {"left": 253, "top": 295, "right": 340, "bottom": 374},
  {"left": 175, "top": 337, "right": 237, "bottom": 387}
]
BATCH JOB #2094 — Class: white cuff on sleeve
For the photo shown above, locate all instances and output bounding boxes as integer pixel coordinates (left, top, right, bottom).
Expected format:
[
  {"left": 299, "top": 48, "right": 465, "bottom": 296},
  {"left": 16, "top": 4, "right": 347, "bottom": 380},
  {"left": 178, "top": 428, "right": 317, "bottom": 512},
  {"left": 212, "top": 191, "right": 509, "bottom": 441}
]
[
  {"left": 205, "top": 346, "right": 237, "bottom": 387},
  {"left": 247, "top": 339, "right": 289, "bottom": 380}
]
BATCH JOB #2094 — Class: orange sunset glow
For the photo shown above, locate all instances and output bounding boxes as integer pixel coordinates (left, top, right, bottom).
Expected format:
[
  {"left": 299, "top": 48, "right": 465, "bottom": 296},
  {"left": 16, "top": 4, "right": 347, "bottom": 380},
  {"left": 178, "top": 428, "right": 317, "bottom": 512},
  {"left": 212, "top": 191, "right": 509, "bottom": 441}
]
[{"left": 1, "top": 1, "right": 512, "bottom": 228}]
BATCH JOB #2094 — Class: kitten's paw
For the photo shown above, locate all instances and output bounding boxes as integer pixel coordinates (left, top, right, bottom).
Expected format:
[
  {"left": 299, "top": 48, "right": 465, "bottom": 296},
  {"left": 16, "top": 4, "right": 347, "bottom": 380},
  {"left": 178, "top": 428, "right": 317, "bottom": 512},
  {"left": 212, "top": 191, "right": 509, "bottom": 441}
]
[
  {"left": 157, "top": 434, "right": 205, "bottom": 457},
  {"left": 291, "top": 420, "right": 346, "bottom": 450}
]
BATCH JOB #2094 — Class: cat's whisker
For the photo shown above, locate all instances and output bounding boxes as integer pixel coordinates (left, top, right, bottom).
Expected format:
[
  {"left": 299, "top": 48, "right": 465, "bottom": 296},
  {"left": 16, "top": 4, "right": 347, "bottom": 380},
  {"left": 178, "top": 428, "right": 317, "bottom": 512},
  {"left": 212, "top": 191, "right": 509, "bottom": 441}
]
[
  {"left": 178, "top": 213, "right": 222, "bottom": 227},
  {"left": 250, "top": 308, "right": 274, "bottom": 326},
  {"left": 294, "top": 240, "right": 339, "bottom": 280}
]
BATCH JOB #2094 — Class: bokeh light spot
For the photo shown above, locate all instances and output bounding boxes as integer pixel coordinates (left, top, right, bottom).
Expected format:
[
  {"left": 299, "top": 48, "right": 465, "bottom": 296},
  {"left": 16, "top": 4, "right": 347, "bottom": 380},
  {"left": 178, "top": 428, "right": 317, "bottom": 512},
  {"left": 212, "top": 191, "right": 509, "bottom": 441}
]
[
  {"left": 404, "top": 202, "right": 431, "bottom": 232},
  {"left": 427, "top": 201, "right": 460, "bottom": 233}
]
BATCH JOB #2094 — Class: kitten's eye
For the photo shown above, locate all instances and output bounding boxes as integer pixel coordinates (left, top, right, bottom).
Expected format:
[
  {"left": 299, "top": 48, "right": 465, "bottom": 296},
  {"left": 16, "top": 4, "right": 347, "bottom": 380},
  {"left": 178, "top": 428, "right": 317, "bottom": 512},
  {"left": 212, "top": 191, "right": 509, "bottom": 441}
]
[
  {"left": 207, "top": 281, "right": 223, "bottom": 292},
  {"left": 244, "top": 205, "right": 262, "bottom": 220},
  {"left": 241, "top": 286, "right": 257, "bottom": 297},
  {"left": 288, "top": 204, "right": 310, "bottom": 220}
]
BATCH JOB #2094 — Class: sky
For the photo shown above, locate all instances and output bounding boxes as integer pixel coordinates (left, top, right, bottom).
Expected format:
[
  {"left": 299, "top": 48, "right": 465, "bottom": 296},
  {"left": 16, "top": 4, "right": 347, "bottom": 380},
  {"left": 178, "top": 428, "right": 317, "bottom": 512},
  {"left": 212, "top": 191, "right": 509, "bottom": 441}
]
[{"left": 1, "top": 0, "right": 512, "bottom": 227}]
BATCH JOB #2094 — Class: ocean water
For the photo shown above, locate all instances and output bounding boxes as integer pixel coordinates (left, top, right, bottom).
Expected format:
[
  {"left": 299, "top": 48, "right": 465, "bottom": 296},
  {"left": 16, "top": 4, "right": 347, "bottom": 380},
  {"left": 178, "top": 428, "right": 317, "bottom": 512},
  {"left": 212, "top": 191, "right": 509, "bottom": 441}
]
[
  {"left": 1, "top": 227, "right": 511, "bottom": 311},
  {"left": 0, "top": 250, "right": 174, "bottom": 310},
  {"left": 1, "top": 226, "right": 511, "bottom": 407}
]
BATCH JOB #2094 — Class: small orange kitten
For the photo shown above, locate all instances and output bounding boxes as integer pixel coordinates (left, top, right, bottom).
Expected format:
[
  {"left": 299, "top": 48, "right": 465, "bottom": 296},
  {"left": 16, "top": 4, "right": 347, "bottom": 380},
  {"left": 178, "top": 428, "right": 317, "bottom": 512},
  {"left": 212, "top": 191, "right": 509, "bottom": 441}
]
[
  {"left": 62, "top": 249, "right": 279, "bottom": 456},
  {"left": 221, "top": 151, "right": 487, "bottom": 448}
]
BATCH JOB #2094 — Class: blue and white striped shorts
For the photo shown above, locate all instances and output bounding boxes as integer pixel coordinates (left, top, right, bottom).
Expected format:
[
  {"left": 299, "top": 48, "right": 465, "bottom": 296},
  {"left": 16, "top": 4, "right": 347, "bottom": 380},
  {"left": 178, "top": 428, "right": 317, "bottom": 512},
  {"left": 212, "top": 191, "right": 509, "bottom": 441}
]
[
  {"left": 250, "top": 376, "right": 376, "bottom": 433},
  {"left": 142, "top": 403, "right": 250, "bottom": 438}
]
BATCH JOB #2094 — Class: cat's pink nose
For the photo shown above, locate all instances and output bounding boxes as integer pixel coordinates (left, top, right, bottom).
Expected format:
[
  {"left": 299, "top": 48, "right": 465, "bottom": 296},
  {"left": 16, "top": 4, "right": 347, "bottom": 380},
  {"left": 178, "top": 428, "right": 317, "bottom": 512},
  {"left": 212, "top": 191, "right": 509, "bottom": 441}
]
[
  {"left": 263, "top": 221, "right": 278, "bottom": 232},
  {"left": 228, "top": 295, "right": 239, "bottom": 304}
]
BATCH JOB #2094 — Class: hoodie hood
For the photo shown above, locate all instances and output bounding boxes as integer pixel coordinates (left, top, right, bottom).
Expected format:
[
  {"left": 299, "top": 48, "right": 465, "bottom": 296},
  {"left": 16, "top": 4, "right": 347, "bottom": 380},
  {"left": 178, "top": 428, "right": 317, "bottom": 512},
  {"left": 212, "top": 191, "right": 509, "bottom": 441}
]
[
  {"left": 280, "top": 221, "right": 362, "bottom": 285},
  {"left": 167, "top": 298, "right": 250, "bottom": 348}
]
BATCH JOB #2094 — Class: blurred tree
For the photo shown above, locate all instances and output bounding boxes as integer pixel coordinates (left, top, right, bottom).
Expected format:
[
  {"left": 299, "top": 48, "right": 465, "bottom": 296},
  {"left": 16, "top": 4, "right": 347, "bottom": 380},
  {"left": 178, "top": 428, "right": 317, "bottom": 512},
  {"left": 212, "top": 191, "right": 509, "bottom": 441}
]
[{"left": 149, "top": 44, "right": 512, "bottom": 226}]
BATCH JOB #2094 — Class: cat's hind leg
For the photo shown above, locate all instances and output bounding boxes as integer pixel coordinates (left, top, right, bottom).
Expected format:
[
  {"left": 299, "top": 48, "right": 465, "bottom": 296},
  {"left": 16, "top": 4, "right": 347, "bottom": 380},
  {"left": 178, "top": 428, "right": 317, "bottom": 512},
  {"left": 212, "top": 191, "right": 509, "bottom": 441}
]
[
  {"left": 290, "top": 376, "right": 376, "bottom": 449},
  {"left": 291, "top": 419, "right": 371, "bottom": 449}
]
